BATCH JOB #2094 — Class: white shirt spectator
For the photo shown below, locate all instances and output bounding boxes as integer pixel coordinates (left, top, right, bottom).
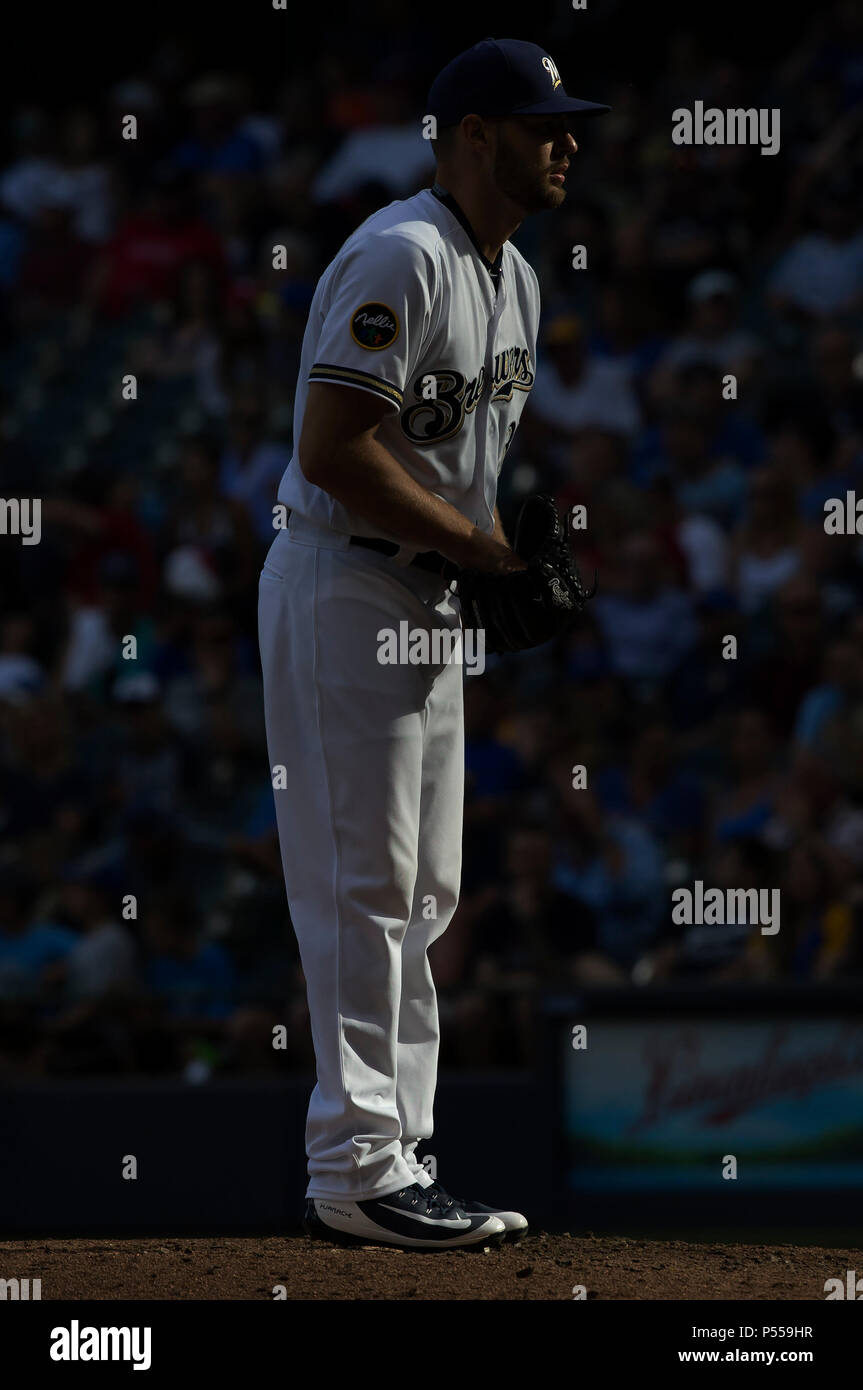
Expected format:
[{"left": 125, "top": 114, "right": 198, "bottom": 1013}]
[
  {"left": 0, "top": 159, "right": 112, "bottom": 243},
  {"left": 658, "top": 327, "right": 761, "bottom": 373},
  {"left": 65, "top": 922, "right": 138, "bottom": 1000},
  {"left": 61, "top": 607, "right": 116, "bottom": 692},
  {"left": 54, "top": 163, "right": 113, "bottom": 243},
  {"left": 594, "top": 589, "right": 698, "bottom": 682},
  {"left": 737, "top": 547, "right": 801, "bottom": 614},
  {"left": 312, "top": 126, "right": 434, "bottom": 202},
  {"left": 0, "top": 652, "right": 44, "bottom": 701},
  {"left": 0, "top": 157, "right": 67, "bottom": 222},
  {"left": 529, "top": 353, "right": 642, "bottom": 439},
  {"left": 220, "top": 441, "right": 292, "bottom": 543},
  {"left": 824, "top": 803, "right": 863, "bottom": 867},
  {"left": 676, "top": 514, "right": 730, "bottom": 591},
  {"left": 769, "top": 233, "right": 863, "bottom": 317}
]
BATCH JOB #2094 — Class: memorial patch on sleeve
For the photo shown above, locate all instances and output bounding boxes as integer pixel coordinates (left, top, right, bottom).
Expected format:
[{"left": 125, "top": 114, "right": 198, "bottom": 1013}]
[{"left": 350, "top": 303, "right": 399, "bottom": 350}]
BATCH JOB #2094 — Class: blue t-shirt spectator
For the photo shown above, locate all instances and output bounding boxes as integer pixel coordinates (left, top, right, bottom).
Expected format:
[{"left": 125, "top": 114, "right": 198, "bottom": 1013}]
[
  {"left": 0, "top": 920, "right": 77, "bottom": 1000},
  {"left": 146, "top": 940, "right": 236, "bottom": 1020}
]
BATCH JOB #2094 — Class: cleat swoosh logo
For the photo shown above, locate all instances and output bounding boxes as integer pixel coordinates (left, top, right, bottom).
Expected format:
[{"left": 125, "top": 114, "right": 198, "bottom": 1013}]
[{"left": 379, "top": 1204, "right": 471, "bottom": 1229}]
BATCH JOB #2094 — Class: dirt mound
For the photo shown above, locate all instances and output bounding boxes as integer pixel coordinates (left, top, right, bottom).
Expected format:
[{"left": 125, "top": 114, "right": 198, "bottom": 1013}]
[{"left": 3, "top": 1233, "right": 857, "bottom": 1300}]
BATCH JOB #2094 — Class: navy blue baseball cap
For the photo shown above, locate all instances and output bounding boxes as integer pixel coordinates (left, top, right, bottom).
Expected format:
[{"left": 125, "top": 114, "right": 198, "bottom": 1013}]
[{"left": 427, "top": 38, "right": 610, "bottom": 127}]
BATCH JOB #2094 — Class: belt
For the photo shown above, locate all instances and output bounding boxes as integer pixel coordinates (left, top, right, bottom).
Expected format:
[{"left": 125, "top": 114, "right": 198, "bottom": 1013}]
[
  {"left": 284, "top": 510, "right": 460, "bottom": 582},
  {"left": 349, "top": 535, "right": 460, "bottom": 583}
]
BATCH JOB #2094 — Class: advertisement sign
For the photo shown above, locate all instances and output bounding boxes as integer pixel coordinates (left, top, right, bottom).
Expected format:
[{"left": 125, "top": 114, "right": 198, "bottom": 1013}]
[{"left": 563, "top": 1018, "right": 863, "bottom": 1190}]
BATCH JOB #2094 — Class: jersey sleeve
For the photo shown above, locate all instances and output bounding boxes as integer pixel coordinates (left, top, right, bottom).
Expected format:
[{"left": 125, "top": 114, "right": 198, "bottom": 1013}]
[{"left": 309, "top": 233, "right": 434, "bottom": 413}]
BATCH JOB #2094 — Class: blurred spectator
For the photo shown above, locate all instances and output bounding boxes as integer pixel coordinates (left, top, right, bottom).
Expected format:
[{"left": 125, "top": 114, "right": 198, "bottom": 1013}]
[
  {"left": 170, "top": 76, "right": 269, "bottom": 178},
  {"left": 809, "top": 324, "right": 863, "bottom": 436},
  {"left": 53, "top": 866, "right": 138, "bottom": 1002},
  {"left": 434, "top": 822, "right": 601, "bottom": 1064},
  {"left": 143, "top": 892, "right": 236, "bottom": 1021},
  {"left": 163, "top": 432, "right": 258, "bottom": 603},
  {"left": 551, "top": 784, "right": 666, "bottom": 974},
  {"left": 312, "top": 84, "right": 433, "bottom": 201},
  {"left": 645, "top": 841, "right": 779, "bottom": 982},
  {"left": 0, "top": 697, "right": 92, "bottom": 843},
  {"left": 768, "top": 176, "right": 863, "bottom": 321},
  {"left": 652, "top": 268, "right": 762, "bottom": 382},
  {"left": 463, "top": 823, "right": 599, "bottom": 982},
  {"left": 87, "top": 170, "right": 225, "bottom": 319},
  {"left": 0, "top": 109, "right": 68, "bottom": 226},
  {"left": 461, "top": 679, "right": 528, "bottom": 890},
  {"left": 713, "top": 708, "right": 781, "bottom": 844},
  {"left": 652, "top": 478, "right": 731, "bottom": 592},
  {"left": 53, "top": 108, "right": 114, "bottom": 245},
  {"left": 126, "top": 259, "right": 227, "bottom": 415},
  {"left": 596, "top": 720, "right": 707, "bottom": 861},
  {"left": 793, "top": 635, "right": 863, "bottom": 753},
  {"left": 529, "top": 313, "right": 642, "bottom": 444},
  {"left": 218, "top": 393, "right": 292, "bottom": 543},
  {"left": 587, "top": 279, "right": 667, "bottom": 384},
  {"left": 731, "top": 466, "right": 805, "bottom": 613},
  {"left": 667, "top": 587, "right": 744, "bottom": 740},
  {"left": 593, "top": 530, "right": 698, "bottom": 689},
  {"left": 744, "top": 574, "right": 826, "bottom": 736},
  {"left": 662, "top": 402, "right": 747, "bottom": 528},
  {"left": 16, "top": 197, "right": 94, "bottom": 317},
  {"left": 0, "top": 614, "right": 46, "bottom": 703},
  {"left": 0, "top": 869, "right": 75, "bottom": 1003},
  {"left": 111, "top": 676, "right": 186, "bottom": 815}
]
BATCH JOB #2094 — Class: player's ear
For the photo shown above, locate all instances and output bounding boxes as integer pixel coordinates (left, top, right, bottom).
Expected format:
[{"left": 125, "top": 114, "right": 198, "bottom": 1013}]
[{"left": 461, "top": 113, "right": 495, "bottom": 155}]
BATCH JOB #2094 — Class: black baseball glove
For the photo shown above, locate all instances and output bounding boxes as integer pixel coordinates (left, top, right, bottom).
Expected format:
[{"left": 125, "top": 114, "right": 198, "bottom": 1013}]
[{"left": 456, "top": 494, "right": 596, "bottom": 654}]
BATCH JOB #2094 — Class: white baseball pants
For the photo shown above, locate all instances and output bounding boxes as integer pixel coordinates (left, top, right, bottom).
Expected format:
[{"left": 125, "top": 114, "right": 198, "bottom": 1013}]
[{"left": 258, "top": 516, "right": 464, "bottom": 1199}]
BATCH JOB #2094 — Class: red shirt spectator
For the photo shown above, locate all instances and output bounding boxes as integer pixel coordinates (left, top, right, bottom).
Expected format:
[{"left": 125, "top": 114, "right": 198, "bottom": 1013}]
[{"left": 93, "top": 180, "right": 225, "bottom": 318}]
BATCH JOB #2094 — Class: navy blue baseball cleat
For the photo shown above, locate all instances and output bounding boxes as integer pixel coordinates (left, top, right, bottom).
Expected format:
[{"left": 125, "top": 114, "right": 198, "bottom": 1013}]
[
  {"left": 303, "top": 1182, "right": 506, "bottom": 1250},
  {"left": 422, "top": 1180, "right": 529, "bottom": 1242}
]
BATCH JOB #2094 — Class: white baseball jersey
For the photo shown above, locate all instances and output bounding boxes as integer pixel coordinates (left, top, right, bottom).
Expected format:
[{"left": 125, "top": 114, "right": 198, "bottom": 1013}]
[{"left": 277, "top": 184, "right": 541, "bottom": 541}]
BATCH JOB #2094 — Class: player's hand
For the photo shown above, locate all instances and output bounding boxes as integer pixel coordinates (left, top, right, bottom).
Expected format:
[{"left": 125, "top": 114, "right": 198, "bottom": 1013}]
[
  {"left": 451, "top": 530, "right": 528, "bottom": 574},
  {"left": 490, "top": 548, "right": 529, "bottom": 575}
]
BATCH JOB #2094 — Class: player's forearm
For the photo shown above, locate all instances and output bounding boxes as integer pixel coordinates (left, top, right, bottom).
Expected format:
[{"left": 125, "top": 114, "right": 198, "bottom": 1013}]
[{"left": 306, "top": 436, "right": 522, "bottom": 573}]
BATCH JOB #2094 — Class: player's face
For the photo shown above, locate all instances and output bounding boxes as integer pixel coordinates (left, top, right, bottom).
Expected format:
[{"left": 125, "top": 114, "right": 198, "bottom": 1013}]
[{"left": 490, "top": 114, "right": 578, "bottom": 212}]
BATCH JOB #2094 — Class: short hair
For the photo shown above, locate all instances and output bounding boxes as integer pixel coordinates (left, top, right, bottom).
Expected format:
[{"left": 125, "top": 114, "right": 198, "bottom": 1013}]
[{"left": 430, "top": 122, "right": 459, "bottom": 160}]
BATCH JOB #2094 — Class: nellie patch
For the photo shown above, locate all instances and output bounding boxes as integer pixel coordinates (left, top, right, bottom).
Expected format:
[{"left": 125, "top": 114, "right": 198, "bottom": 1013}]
[{"left": 350, "top": 302, "right": 399, "bottom": 350}]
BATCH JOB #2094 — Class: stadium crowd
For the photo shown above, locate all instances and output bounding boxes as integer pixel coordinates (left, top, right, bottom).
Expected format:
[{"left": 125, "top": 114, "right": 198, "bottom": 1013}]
[{"left": 1, "top": 4, "right": 862, "bottom": 1074}]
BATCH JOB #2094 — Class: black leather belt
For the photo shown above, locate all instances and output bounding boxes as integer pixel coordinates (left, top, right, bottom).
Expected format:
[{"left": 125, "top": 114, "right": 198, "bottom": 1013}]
[
  {"left": 350, "top": 535, "right": 460, "bottom": 583},
  {"left": 283, "top": 510, "right": 459, "bottom": 583}
]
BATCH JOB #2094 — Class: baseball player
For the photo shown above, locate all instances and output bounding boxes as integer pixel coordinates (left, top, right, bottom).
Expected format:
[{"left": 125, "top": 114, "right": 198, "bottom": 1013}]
[{"left": 258, "top": 38, "right": 608, "bottom": 1249}]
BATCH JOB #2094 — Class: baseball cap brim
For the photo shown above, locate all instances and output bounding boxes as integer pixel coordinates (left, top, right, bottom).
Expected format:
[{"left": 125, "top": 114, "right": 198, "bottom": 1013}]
[{"left": 514, "top": 93, "right": 611, "bottom": 117}]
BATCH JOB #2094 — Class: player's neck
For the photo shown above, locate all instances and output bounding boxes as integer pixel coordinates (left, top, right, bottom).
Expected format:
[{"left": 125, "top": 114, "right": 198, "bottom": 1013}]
[{"left": 435, "top": 173, "right": 522, "bottom": 264}]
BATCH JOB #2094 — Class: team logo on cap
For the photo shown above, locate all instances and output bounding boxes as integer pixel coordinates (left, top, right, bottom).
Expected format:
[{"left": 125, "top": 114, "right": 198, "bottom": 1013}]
[
  {"left": 542, "top": 55, "right": 562, "bottom": 89},
  {"left": 350, "top": 302, "right": 399, "bottom": 350}
]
